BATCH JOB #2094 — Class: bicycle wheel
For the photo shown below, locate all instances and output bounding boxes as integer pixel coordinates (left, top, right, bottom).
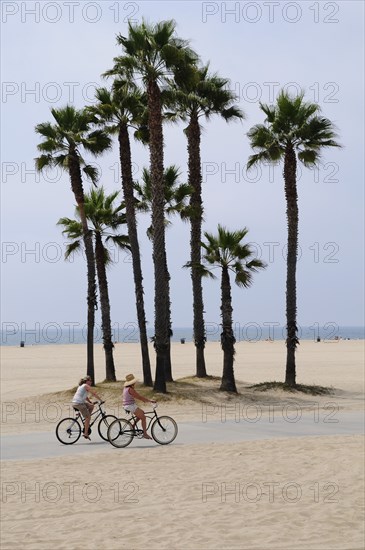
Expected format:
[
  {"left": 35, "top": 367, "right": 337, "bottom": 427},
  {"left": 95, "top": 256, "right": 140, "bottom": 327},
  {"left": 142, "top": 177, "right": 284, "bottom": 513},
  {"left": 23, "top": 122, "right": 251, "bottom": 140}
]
[
  {"left": 98, "top": 415, "right": 118, "bottom": 441},
  {"left": 107, "top": 418, "right": 134, "bottom": 448},
  {"left": 56, "top": 417, "right": 82, "bottom": 445},
  {"left": 151, "top": 416, "right": 178, "bottom": 445}
]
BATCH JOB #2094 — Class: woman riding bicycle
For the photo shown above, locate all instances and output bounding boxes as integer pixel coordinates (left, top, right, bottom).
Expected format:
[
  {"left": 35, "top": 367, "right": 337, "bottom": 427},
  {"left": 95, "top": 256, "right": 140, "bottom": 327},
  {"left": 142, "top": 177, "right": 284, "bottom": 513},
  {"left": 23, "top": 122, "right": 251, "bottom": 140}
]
[
  {"left": 72, "top": 376, "right": 102, "bottom": 440},
  {"left": 123, "top": 374, "right": 156, "bottom": 440}
]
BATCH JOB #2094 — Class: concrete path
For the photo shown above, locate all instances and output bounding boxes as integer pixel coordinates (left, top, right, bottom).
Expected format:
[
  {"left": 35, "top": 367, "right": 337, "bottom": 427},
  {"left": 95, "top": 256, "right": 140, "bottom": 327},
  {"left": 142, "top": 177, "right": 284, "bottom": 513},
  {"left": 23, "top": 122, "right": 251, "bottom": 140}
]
[{"left": 1, "top": 410, "right": 364, "bottom": 461}]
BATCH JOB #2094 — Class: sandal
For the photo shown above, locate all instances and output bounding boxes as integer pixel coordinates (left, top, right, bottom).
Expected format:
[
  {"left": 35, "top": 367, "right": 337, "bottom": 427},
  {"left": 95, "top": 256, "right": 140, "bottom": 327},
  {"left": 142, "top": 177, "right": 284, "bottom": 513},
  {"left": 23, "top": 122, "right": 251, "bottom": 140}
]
[
  {"left": 143, "top": 434, "right": 152, "bottom": 440},
  {"left": 83, "top": 434, "right": 91, "bottom": 440}
]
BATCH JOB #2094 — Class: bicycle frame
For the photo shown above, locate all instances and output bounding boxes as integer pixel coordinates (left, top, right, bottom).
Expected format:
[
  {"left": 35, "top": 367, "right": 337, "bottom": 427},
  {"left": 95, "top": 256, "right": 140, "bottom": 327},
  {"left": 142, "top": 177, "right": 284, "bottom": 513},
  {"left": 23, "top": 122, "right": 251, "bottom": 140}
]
[
  {"left": 125, "top": 408, "right": 164, "bottom": 435},
  {"left": 73, "top": 402, "right": 106, "bottom": 429}
]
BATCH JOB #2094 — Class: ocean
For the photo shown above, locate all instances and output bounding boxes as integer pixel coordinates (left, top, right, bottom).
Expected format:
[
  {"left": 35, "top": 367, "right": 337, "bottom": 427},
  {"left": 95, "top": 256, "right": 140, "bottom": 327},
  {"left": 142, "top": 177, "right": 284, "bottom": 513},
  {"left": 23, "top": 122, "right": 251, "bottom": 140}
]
[{"left": 1, "top": 323, "right": 364, "bottom": 346}]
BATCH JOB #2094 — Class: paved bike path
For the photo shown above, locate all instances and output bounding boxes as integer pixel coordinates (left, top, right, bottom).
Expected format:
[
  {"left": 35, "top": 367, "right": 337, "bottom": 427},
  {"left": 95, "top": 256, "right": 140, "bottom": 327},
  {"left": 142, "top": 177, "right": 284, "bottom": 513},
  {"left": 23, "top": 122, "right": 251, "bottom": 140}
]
[{"left": 1, "top": 411, "right": 364, "bottom": 461}]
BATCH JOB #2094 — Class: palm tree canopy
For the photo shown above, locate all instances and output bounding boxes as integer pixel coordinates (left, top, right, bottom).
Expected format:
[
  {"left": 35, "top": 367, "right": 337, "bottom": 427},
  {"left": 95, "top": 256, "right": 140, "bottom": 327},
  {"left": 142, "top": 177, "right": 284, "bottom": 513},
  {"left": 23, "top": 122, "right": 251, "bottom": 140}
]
[
  {"left": 103, "top": 19, "right": 198, "bottom": 87},
  {"left": 35, "top": 105, "right": 112, "bottom": 184},
  {"left": 166, "top": 63, "right": 245, "bottom": 124},
  {"left": 247, "top": 90, "right": 341, "bottom": 170},
  {"left": 134, "top": 165, "right": 193, "bottom": 221},
  {"left": 58, "top": 187, "right": 130, "bottom": 264},
  {"left": 202, "top": 225, "right": 266, "bottom": 287},
  {"left": 87, "top": 81, "right": 148, "bottom": 141}
]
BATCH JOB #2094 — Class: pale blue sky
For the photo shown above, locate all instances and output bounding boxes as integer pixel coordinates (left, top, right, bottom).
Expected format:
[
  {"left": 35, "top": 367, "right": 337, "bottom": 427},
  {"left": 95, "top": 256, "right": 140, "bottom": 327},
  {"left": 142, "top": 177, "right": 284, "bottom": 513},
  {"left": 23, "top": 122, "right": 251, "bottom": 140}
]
[{"left": 1, "top": 1, "right": 364, "bottom": 336}]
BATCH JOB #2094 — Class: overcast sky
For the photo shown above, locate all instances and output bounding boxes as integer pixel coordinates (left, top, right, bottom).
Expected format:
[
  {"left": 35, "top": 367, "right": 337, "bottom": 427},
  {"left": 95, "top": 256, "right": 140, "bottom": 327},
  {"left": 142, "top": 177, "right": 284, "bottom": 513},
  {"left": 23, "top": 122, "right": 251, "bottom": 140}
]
[{"left": 1, "top": 1, "right": 364, "bottom": 340}]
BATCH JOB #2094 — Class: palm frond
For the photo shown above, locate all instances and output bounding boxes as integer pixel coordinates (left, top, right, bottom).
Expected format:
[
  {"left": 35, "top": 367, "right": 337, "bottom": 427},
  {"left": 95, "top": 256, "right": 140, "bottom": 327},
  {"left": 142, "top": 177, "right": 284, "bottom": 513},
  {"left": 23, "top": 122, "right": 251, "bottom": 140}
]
[
  {"left": 183, "top": 260, "right": 216, "bottom": 279},
  {"left": 64, "top": 240, "right": 82, "bottom": 260},
  {"left": 83, "top": 164, "right": 99, "bottom": 184}
]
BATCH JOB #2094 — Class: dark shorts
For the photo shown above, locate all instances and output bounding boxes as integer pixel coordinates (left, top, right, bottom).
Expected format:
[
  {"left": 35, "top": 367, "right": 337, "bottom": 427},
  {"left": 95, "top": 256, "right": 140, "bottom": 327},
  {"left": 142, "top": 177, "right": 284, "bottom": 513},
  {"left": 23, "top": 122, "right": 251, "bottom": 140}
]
[{"left": 73, "top": 402, "right": 93, "bottom": 418}]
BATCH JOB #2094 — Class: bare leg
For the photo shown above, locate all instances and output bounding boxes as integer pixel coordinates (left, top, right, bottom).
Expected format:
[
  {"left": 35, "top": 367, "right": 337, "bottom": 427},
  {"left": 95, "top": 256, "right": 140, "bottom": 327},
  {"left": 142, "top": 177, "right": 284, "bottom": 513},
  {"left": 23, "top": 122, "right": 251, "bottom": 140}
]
[
  {"left": 83, "top": 404, "right": 94, "bottom": 438},
  {"left": 84, "top": 416, "right": 91, "bottom": 436},
  {"left": 134, "top": 408, "right": 152, "bottom": 439}
]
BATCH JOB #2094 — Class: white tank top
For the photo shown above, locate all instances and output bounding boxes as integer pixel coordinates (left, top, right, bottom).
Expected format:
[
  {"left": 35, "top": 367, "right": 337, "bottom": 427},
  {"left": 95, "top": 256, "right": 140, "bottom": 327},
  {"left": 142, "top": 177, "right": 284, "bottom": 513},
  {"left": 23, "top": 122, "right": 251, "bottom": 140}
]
[{"left": 72, "top": 384, "right": 88, "bottom": 404}]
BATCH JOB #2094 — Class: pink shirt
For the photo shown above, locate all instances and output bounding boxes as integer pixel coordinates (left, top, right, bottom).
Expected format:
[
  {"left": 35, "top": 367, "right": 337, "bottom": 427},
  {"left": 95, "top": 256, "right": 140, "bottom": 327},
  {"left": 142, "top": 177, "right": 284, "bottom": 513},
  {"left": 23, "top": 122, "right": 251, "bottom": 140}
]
[{"left": 123, "top": 387, "right": 135, "bottom": 406}]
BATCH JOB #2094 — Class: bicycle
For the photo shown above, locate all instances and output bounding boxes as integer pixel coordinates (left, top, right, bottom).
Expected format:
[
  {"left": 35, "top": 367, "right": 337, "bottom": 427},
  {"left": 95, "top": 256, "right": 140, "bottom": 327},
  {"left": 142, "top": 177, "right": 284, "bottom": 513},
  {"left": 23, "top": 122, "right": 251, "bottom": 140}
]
[
  {"left": 107, "top": 403, "right": 178, "bottom": 448},
  {"left": 55, "top": 401, "right": 118, "bottom": 445}
]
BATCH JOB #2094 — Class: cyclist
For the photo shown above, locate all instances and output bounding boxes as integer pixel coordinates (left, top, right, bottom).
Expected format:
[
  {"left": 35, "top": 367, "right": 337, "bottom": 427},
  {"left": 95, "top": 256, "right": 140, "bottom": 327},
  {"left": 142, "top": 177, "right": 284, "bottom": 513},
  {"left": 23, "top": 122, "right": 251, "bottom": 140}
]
[
  {"left": 72, "top": 376, "right": 102, "bottom": 440},
  {"left": 123, "top": 373, "right": 156, "bottom": 439}
]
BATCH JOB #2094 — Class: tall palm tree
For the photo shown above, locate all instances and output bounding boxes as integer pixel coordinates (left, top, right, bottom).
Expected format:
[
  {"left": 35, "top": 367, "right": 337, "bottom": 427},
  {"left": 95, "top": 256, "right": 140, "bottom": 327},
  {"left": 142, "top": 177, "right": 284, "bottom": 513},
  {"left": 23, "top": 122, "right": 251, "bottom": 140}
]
[
  {"left": 168, "top": 64, "right": 244, "bottom": 378},
  {"left": 87, "top": 83, "right": 153, "bottom": 386},
  {"left": 58, "top": 188, "right": 130, "bottom": 382},
  {"left": 104, "top": 19, "right": 198, "bottom": 392},
  {"left": 247, "top": 90, "right": 340, "bottom": 386},
  {"left": 134, "top": 165, "right": 192, "bottom": 381},
  {"left": 35, "top": 106, "right": 112, "bottom": 384},
  {"left": 202, "top": 225, "right": 266, "bottom": 392}
]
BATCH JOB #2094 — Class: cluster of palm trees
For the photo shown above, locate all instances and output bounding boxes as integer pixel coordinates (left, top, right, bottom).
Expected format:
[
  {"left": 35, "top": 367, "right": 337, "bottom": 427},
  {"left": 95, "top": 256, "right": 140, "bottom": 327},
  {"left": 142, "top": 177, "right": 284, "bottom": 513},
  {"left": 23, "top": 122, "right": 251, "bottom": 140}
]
[{"left": 35, "top": 19, "right": 340, "bottom": 393}]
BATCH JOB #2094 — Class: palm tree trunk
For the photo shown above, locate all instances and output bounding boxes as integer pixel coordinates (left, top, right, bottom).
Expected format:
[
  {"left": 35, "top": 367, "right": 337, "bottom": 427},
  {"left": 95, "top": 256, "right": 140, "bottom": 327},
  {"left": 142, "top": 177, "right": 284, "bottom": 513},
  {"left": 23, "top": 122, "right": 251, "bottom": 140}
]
[
  {"left": 94, "top": 233, "right": 116, "bottom": 382},
  {"left": 148, "top": 79, "right": 168, "bottom": 393},
  {"left": 219, "top": 267, "right": 237, "bottom": 392},
  {"left": 164, "top": 261, "right": 173, "bottom": 382},
  {"left": 284, "top": 143, "right": 299, "bottom": 387},
  {"left": 69, "top": 151, "right": 96, "bottom": 385},
  {"left": 187, "top": 111, "right": 207, "bottom": 377},
  {"left": 83, "top": 229, "right": 97, "bottom": 386},
  {"left": 118, "top": 125, "right": 152, "bottom": 386}
]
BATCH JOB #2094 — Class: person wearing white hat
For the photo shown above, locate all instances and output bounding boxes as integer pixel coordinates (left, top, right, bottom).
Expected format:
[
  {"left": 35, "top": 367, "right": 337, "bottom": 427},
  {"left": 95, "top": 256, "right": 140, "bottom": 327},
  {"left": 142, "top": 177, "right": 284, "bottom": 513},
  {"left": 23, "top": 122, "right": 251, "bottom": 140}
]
[{"left": 122, "top": 374, "right": 156, "bottom": 439}]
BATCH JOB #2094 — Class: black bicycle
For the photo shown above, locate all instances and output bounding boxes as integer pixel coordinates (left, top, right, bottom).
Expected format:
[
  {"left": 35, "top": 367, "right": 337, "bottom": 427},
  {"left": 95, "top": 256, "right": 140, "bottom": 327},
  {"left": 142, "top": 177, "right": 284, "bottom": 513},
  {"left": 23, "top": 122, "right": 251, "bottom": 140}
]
[
  {"left": 107, "top": 404, "right": 178, "bottom": 448},
  {"left": 56, "top": 401, "right": 117, "bottom": 445}
]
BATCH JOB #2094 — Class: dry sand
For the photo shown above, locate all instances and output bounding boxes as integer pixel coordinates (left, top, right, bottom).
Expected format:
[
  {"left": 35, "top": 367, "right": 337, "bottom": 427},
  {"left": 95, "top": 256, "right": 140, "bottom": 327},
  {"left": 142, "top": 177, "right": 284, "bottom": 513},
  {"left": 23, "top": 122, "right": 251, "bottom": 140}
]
[{"left": 1, "top": 340, "right": 364, "bottom": 549}]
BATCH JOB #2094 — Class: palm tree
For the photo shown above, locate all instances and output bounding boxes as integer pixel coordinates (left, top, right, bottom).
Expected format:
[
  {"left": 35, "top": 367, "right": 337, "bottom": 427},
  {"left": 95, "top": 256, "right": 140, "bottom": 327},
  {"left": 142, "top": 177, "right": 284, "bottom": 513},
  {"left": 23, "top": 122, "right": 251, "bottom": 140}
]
[
  {"left": 168, "top": 64, "right": 244, "bottom": 378},
  {"left": 58, "top": 187, "right": 130, "bottom": 382},
  {"left": 87, "top": 82, "right": 153, "bottom": 386},
  {"left": 104, "top": 19, "right": 198, "bottom": 392},
  {"left": 134, "top": 165, "right": 192, "bottom": 381},
  {"left": 202, "top": 225, "right": 266, "bottom": 392},
  {"left": 35, "top": 106, "right": 112, "bottom": 384},
  {"left": 134, "top": 165, "right": 192, "bottom": 235},
  {"left": 247, "top": 90, "right": 340, "bottom": 386}
]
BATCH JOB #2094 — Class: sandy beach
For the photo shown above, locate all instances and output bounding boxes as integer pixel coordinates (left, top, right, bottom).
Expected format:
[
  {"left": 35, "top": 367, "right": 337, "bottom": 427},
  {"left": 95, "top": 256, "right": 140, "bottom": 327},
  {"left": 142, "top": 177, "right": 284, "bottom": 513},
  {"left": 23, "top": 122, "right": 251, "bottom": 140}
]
[{"left": 1, "top": 340, "right": 364, "bottom": 549}]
